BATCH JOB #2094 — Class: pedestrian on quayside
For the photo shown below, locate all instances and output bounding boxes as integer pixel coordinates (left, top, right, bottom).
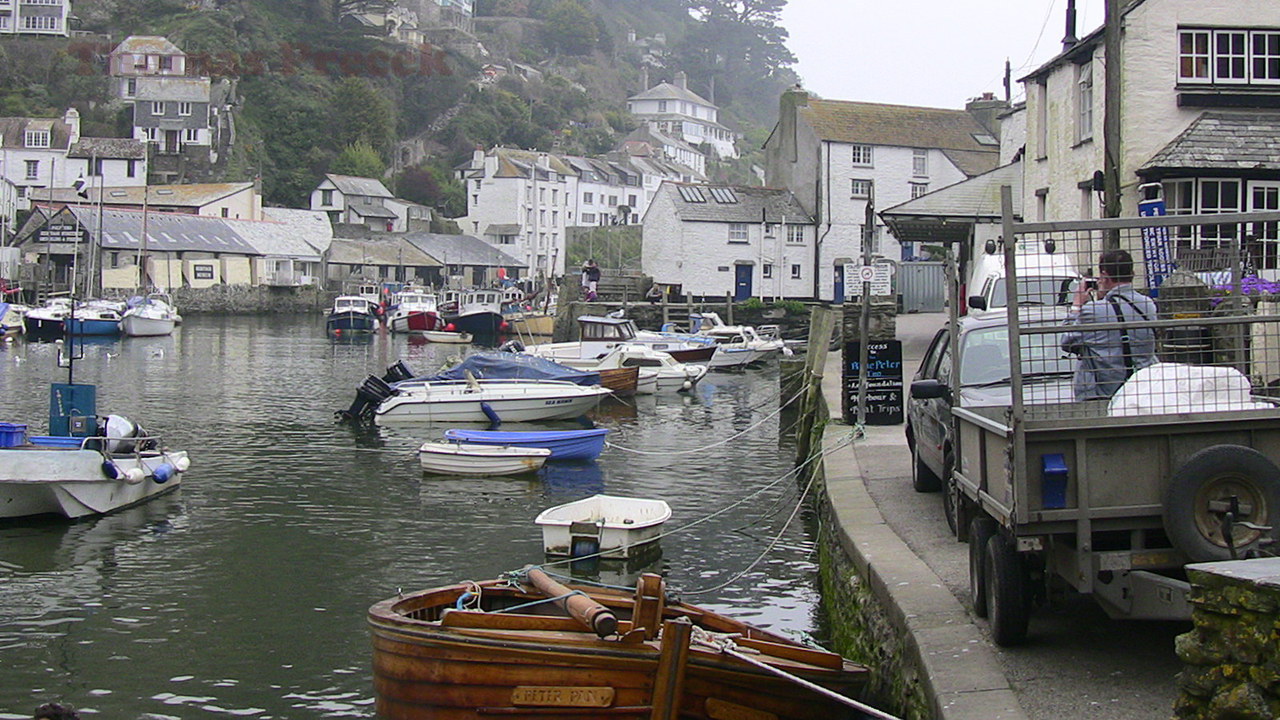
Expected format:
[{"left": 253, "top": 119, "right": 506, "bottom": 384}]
[{"left": 1060, "top": 248, "right": 1158, "bottom": 401}]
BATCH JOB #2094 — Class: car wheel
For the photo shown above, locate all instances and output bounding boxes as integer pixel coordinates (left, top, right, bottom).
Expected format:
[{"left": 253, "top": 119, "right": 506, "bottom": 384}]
[{"left": 912, "top": 441, "right": 942, "bottom": 493}]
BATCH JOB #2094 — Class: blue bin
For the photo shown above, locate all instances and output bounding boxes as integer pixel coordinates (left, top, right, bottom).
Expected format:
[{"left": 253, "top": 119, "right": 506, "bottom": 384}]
[
  {"left": 27, "top": 435, "right": 85, "bottom": 449},
  {"left": 0, "top": 422, "right": 28, "bottom": 448}
]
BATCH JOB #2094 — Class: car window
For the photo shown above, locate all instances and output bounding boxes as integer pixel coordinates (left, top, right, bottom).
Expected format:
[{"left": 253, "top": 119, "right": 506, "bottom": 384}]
[
  {"left": 959, "top": 326, "right": 1074, "bottom": 385},
  {"left": 989, "top": 277, "right": 1076, "bottom": 308},
  {"left": 917, "top": 329, "right": 949, "bottom": 379}
]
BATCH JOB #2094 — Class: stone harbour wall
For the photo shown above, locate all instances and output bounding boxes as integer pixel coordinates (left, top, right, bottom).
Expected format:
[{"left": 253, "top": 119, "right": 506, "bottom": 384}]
[
  {"left": 1175, "top": 558, "right": 1280, "bottom": 720},
  {"left": 171, "top": 285, "right": 331, "bottom": 315}
]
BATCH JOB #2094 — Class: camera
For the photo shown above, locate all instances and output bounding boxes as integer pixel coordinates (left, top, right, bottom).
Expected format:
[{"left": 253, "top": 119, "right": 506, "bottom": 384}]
[{"left": 1085, "top": 278, "right": 1098, "bottom": 290}]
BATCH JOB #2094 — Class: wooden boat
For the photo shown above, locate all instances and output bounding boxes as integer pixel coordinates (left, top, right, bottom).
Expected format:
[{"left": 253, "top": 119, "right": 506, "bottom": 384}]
[
  {"left": 597, "top": 365, "right": 640, "bottom": 396},
  {"left": 418, "top": 441, "right": 550, "bottom": 476},
  {"left": 369, "top": 571, "right": 869, "bottom": 720},
  {"left": 442, "top": 427, "right": 609, "bottom": 461},
  {"left": 535, "top": 493, "right": 671, "bottom": 558}
]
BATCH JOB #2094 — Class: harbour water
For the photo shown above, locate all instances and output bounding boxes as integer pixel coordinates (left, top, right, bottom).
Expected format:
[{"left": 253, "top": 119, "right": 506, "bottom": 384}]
[{"left": 0, "top": 314, "right": 823, "bottom": 718}]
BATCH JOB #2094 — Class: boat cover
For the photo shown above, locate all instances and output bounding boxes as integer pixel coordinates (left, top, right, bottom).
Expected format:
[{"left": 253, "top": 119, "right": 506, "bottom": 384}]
[{"left": 407, "top": 352, "right": 602, "bottom": 387}]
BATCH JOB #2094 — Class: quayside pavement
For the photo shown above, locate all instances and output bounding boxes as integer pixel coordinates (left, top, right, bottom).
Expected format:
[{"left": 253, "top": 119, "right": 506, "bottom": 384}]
[{"left": 817, "top": 311, "right": 1184, "bottom": 720}]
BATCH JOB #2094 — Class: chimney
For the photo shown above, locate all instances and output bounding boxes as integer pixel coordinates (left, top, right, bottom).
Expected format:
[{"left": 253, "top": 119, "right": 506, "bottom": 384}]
[
  {"left": 63, "top": 107, "right": 81, "bottom": 143},
  {"left": 1062, "top": 0, "right": 1078, "bottom": 50},
  {"left": 674, "top": 71, "right": 687, "bottom": 90},
  {"left": 965, "top": 93, "right": 1009, "bottom": 138}
]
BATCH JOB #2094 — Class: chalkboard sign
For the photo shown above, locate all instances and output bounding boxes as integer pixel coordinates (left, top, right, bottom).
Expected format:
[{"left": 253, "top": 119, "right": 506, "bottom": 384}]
[{"left": 842, "top": 340, "right": 904, "bottom": 425}]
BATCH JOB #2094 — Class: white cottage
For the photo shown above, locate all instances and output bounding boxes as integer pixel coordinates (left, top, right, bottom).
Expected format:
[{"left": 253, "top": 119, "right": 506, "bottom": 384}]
[{"left": 642, "top": 182, "right": 814, "bottom": 301}]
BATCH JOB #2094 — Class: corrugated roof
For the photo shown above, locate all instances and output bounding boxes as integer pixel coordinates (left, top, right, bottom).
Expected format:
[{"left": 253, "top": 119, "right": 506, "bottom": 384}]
[
  {"left": 628, "top": 81, "right": 714, "bottom": 107},
  {"left": 324, "top": 173, "right": 394, "bottom": 198},
  {"left": 327, "top": 237, "right": 442, "bottom": 267},
  {"left": 799, "top": 98, "right": 1001, "bottom": 173},
  {"left": 111, "top": 36, "right": 185, "bottom": 56},
  {"left": 348, "top": 203, "right": 398, "bottom": 219},
  {"left": 64, "top": 206, "right": 259, "bottom": 254},
  {"left": 68, "top": 137, "right": 146, "bottom": 160},
  {"left": 404, "top": 232, "right": 528, "bottom": 268},
  {"left": 135, "top": 77, "right": 211, "bottom": 102},
  {"left": 1141, "top": 112, "right": 1280, "bottom": 174},
  {"left": 661, "top": 182, "right": 812, "bottom": 224},
  {"left": 881, "top": 162, "right": 1023, "bottom": 244}
]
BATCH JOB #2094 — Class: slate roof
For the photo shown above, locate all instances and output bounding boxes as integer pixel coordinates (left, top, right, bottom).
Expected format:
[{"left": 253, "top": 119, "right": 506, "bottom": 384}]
[
  {"left": 798, "top": 98, "right": 1000, "bottom": 177},
  {"left": 628, "top": 81, "right": 714, "bottom": 107},
  {"left": 1141, "top": 112, "right": 1280, "bottom": 174},
  {"left": 327, "top": 237, "right": 442, "bottom": 267},
  {"left": 30, "top": 182, "right": 254, "bottom": 208},
  {"left": 324, "top": 173, "right": 394, "bottom": 198},
  {"left": 67, "top": 137, "right": 147, "bottom": 160},
  {"left": 261, "top": 207, "right": 333, "bottom": 255},
  {"left": 0, "top": 116, "right": 75, "bottom": 151},
  {"left": 348, "top": 202, "right": 398, "bottom": 219},
  {"left": 881, "top": 162, "right": 1024, "bottom": 245},
  {"left": 235, "top": 208, "right": 332, "bottom": 259},
  {"left": 661, "top": 182, "right": 812, "bottom": 224},
  {"left": 111, "top": 36, "right": 185, "bottom": 57},
  {"left": 135, "top": 77, "right": 211, "bottom": 102},
  {"left": 404, "top": 232, "right": 528, "bottom": 268}
]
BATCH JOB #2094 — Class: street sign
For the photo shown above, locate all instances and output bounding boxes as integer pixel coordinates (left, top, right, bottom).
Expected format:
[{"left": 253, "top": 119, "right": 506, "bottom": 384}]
[
  {"left": 844, "top": 263, "right": 893, "bottom": 299},
  {"left": 842, "top": 339, "right": 904, "bottom": 425}
]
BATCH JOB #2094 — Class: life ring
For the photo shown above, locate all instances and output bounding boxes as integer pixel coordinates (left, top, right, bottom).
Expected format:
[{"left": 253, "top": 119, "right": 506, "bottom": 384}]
[{"left": 1163, "top": 445, "right": 1280, "bottom": 562}]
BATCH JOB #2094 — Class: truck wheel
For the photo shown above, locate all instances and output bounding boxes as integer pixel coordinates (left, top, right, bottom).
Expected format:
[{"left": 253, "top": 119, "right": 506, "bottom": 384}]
[
  {"left": 1164, "top": 445, "right": 1280, "bottom": 562},
  {"left": 985, "top": 533, "right": 1030, "bottom": 646},
  {"left": 969, "top": 516, "right": 997, "bottom": 618},
  {"left": 912, "top": 441, "right": 942, "bottom": 493}
]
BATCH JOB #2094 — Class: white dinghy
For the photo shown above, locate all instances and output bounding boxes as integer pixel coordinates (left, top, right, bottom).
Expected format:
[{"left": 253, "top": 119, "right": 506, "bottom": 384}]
[
  {"left": 535, "top": 494, "right": 672, "bottom": 559},
  {"left": 418, "top": 441, "right": 551, "bottom": 476}
]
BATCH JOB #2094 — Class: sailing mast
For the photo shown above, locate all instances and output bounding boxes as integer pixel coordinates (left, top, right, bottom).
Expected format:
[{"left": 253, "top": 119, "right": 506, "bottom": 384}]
[{"left": 135, "top": 180, "right": 149, "bottom": 294}]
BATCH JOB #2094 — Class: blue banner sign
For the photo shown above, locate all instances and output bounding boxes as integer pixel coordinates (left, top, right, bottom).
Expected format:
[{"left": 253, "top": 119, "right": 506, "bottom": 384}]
[{"left": 1138, "top": 197, "right": 1175, "bottom": 292}]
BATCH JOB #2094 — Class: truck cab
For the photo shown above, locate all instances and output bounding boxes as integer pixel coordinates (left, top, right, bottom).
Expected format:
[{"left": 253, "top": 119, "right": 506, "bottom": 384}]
[{"left": 966, "top": 239, "right": 1080, "bottom": 313}]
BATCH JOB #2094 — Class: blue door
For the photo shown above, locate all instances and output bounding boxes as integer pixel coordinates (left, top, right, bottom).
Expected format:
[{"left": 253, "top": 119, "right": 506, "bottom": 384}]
[
  {"left": 734, "top": 264, "right": 753, "bottom": 301},
  {"left": 834, "top": 264, "right": 845, "bottom": 303}
]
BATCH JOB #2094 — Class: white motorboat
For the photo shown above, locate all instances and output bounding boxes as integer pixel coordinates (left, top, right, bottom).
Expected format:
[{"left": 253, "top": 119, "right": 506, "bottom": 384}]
[
  {"left": 689, "top": 312, "right": 790, "bottom": 368},
  {"left": 523, "top": 342, "right": 705, "bottom": 393},
  {"left": 535, "top": 494, "right": 672, "bottom": 559},
  {"left": 0, "top": 301, "right": 26, "bottom": 337},
  {"left": 0, "top": 413, "right": 191, "bottom": 520},
  {"left": 375, "top": 378, "right": 612, "bottom": 423},
  {"left": 571, "top": 315, "right": 719, "bottom": 365},
  {"left": 418, "top": 441, "right": 551, "bottom": 476},
  {"left": 388, "top": 288, "right": 441, "bottom": 334},
  {"left": 121, "top": 293, "right": 180, "bottom": 337},
  {"left": 23, "top": 297, "right": 73, "bottom": 339}
]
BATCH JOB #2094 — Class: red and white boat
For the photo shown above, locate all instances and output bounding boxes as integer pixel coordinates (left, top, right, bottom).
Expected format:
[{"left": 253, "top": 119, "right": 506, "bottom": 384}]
[{"left": 388, "top": 288, "right": 442, "bottom": 334}]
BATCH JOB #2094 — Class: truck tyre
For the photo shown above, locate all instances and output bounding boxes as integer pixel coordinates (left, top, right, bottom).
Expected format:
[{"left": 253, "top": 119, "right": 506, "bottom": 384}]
[
  {"left": 985, "top": 533, "right": 1030, "bottom": 646},
  {"left": 1164, "top": 445, "right": 1280, "bottom": 562},
  {"left": 969, "top": 516, "right": 997, "bottom": 618},
  {"left": 912, "top": 441, "right": 942, "bottom": 493}
]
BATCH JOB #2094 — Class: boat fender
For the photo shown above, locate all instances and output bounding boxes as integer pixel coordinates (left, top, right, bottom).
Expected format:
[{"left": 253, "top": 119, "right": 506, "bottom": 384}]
[
  {"left": 151, "top": 463, "right": 176, "bottom": 484},
  {"left": 173, "top": 455, "right": 191, "bottom": 472},
  {"left": 101, "top": 461, "right": 120, "bottom": 479},
  {"left": 124, "top": 467, "right": 146, "bottom": 484},
  {"left": 480, "top": 402, "right": 502, "bottom": 428},
  {"left": 681, "top": 380, "right": 693, "bottom": 391}
]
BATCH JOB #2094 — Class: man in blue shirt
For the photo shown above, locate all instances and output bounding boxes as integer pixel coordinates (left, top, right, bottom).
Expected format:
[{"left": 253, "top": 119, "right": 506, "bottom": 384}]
[{"left": 1061, "top": 249, "right": 1159, "bottom": 400}]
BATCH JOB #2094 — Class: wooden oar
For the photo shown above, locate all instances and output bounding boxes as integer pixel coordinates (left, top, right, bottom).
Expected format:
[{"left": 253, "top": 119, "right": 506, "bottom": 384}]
[{"left": 526, "top": 567, "right": 618, "bottom": 638}]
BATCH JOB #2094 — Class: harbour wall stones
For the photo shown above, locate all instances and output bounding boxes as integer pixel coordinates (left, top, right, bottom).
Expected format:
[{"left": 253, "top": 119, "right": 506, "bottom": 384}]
[{"left": 172, "top": 285, "right": 330, "bottom": 314}]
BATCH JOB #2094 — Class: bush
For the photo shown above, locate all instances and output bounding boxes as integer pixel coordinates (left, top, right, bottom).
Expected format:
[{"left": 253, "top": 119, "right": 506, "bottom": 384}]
[
  {"left": 772, "top": 299, "right": 806, "bottom": 315},
  {"left": 741, "top": 297, "right": 766, "bottom": 310}
]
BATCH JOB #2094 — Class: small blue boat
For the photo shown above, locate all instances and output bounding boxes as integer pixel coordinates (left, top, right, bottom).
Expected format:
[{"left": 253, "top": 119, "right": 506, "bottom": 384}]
[{"left": 442, "top": 428, "right": 609, "bottom": 461}]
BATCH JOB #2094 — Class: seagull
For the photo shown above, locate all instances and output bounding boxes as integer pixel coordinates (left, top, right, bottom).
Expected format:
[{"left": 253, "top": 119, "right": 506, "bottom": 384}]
[{"left": 149, "top": 348, "right": 165, "bottom": 358}]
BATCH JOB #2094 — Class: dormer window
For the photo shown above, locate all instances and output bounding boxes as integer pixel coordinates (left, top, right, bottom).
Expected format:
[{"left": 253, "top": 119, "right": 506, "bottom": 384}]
[{"left": 24, "top": 130, "right": 50, "bottom": 148}]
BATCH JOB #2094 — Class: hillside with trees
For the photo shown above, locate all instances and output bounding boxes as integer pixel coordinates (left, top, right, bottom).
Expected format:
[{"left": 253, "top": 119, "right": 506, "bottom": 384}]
[{"left": 1, "top": 0, "right": 799, "bottom": 212}]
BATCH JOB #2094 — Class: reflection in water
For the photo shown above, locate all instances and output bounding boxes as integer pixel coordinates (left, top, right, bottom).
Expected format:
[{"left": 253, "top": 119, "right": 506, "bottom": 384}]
[{"left": 0, "top": 315, "right": 818, "bottom": 718}]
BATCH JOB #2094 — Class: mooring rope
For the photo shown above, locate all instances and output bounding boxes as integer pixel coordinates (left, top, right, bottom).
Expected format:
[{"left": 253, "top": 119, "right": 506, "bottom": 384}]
[{"left": 604, "top": 385, "right": 806, "bottom": 456}]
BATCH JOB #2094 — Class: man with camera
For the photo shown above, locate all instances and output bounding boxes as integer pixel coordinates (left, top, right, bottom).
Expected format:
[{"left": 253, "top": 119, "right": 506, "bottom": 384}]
[{"left": 1060, "top": 248, "right": 1159, "bottom": 400}]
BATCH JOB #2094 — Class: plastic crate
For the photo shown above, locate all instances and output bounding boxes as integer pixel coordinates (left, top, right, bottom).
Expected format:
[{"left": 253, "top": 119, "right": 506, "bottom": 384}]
[
  {"left": 0, "top": 422, "right": 28, "bottom": 448},
  {"left": 27, "top": 435, "right": 84, "bottom": 449}
]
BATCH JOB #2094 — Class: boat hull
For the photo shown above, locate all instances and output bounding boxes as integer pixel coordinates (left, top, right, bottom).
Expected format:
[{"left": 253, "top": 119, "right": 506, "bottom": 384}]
[
  {"left": 328, "top": 311, "right": 379, "bottom": 335},
  {"left": 416, "top": 330, "right": 472, "bottom": 344},
  {"left": 120, "top": 313, "right": 176, "bottom": 337},
  {"left": 536, "top": 494, "right": 671, "bottom": 558},
  {"left": 442, "top": 428, "right": 609, "bottom": 461},
  {"left": 23, "top": 315, "right": 64, "bottom": 340},
  {"left": 369, "top": 579, "right": 868, "bottom": 720},
  {"left": 418, "top": 442, "right": 549, "bottom": 476},
  {"left": 596, "top": 366, "right": 639, "bottom": 397},
  {"left": 0, "top": 447, "right": 188, "bottom": 519},
  {"left": 449, "top": 311, "right": 503, "bottom": 337},
  {"left": 376, "top": 383, "right": 611, "bottom": 423},
  {"left": 389, "top": 311, "right": 441, "bottom": 334}
]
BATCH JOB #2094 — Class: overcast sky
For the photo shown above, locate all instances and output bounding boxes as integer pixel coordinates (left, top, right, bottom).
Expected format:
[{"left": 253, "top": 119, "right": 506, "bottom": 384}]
[{"left": 782, "top": 0, "right": 1107, "bottom": 109}]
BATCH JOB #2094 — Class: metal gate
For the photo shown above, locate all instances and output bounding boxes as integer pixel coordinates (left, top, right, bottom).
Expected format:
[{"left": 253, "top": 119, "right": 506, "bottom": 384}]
[{"left": 897, "top": 261, "right": 946, "bottom": 312}]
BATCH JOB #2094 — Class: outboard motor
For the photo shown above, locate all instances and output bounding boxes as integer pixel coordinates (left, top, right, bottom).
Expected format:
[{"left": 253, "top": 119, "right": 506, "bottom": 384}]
[
  {"left": 382, "top": 361, "right": 414, "bottom": 383},
  {"left": 97, "top": 414, "right": 155, "bottom": 453},
  {"left": 336, "top": 375, "right": 397, "bottom": 423},
  {"left": 498, "top": 340, "right": 525, "bottom": 354}
]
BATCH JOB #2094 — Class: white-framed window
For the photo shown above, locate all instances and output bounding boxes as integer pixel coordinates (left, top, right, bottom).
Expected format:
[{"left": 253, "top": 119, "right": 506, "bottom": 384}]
[
  {"left": 159, "top": 55, "right": 174, "bottom": 71},
  {"left": 658, "top": 100, "right": 667, "bottom": 112},
  {"left": 762, "top": 263, "right": 773, "bottom": 279},
  {"left": 185, "top": 128, "right": 199, "bottom": 142},
  {"left": 1179, "top": 28, "right": 1280, "bottom": 85},
  {"left": 582, "top": 212, "right": 596, "bottom": 224},
  {"left": 1199, "top": 178, "right": 1242, "bottom": 239},
  {"left": 1248, "top": 181, "right": 1280, "bottom": 269},
  {"left": 912, "top": 149, "right": 928, "bottom": 177},
  {"left": 89, "top": 158, "right": 104, "bottom": 177},
  {"left": 124, "top": 78, "right": 137, "bottom": 97},
  {"left": 910, "top": 182, "right": 929, "bottom": 199},
  {"left": 178, "top": 102, "right": 192, "bottom": 116},
  {"left": 608, "top": 195, "right": 618, "bottom": 206},
  {"left": 1076, "top": 60, "right": 1094, "bottom": 141},
  {"left": 790, "top": 264, "right": 802, "bottom": 279},
  {"left": 320, "top": 189, "right": 333, "bottom": 206},
  {"left": 850, "top": 144, "right": 873, "bottom": 166},
  {"left": 24, "top": 129, "right": 50, "bottom": 148},
  {"left": 583, "top": 192, "right": 592, "bottom": 204},
  {"left": 728, "top": 223, "right": 749, "bottom": 242},
  {"left": 851, "top": 179, "right": 872, "bottom": 198},
  {"left": 144, "top": 128, "right": 158, "bottom": 141},
  {"left": 24, "top": 160, "right": 38, "bottom": 180},
  {"left": 127, "top": 160, "right": 137, "bottom": 178},
  {"left": 22, "top": 15, "right": 59, "bottom": 30},
  {"left": 151, "top": 101, "right": 165, "bottom": 116},
  {"left": 787, "top": 225, "right": 805, "bottom": 244}
]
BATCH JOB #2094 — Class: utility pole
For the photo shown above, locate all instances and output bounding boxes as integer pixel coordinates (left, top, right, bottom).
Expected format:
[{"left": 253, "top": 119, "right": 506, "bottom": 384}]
[
  {"left": 1103, "top": 0, "right": 1123, "bottom": 248},
  {"left": 856, "top": 183, "right": 874, "bottom": 428}
]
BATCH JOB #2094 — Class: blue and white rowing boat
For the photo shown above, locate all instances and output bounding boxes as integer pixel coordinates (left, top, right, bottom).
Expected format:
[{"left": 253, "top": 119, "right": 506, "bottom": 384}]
[{"left": 442, "top": 428, "right": 609, "bottom": 461}]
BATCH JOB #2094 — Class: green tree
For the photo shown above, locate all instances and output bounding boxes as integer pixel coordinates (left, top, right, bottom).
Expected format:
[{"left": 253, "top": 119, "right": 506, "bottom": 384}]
[
  {"left": 330, "top": 141, "right": 387, "bottom": 178},
  {"left": 542, "top": 0, "right": 598, "bottom": 55},
  {"left": 395, "top": 161, "right": 466, "bottom": 217},
  {"left": 331, "top": 77, "right": 396, "bottom": 157}
]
